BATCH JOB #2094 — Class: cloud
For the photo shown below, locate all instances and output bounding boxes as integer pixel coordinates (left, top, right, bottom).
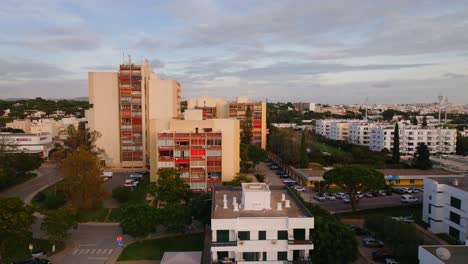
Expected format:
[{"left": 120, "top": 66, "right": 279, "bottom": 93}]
[
  {"left": 149, "top": 59, "right": 165, "bottom": 68},
  {"left": 82, "top": 65, "right": 117, "bottom": 71},
  {"left": 0, "top": 79, "right": 87, "bottom": 99},
  {"left": 443, "top": 72, "right": 468, "bottom": 79},
  {"left": 134, "top": 37, "right": 161, "bottom": 52},
  {"left": 0, "top": 59, "right": 70, "bottom": 79}
]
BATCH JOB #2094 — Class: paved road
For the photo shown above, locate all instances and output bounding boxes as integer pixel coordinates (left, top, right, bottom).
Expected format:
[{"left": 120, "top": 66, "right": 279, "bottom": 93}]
[
  {"left": 49, "top": 224, "right": 127, "bottom": 264},
  {"left": 0, "top": 161, "right": 62, "bottom": 203}
]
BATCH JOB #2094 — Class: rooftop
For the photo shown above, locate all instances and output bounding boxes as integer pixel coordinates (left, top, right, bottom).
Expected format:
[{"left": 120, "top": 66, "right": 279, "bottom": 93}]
[
  {"left": 428, "top": 175, "right": 468, "bottom": 192},
  {"left": 420, "top": 245, "right": 468, "bottom": 264},
  {"left": 378, "top": 168, "right": 457, "bottom": 176},
  {"left": 212, "top": 185, "right": 312, "bottom": 219}
]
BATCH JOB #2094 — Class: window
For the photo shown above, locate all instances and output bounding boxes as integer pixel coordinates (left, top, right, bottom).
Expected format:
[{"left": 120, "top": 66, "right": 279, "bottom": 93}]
[
  {"left": 395, "top": 180, "right": 400, "bottom": 184},
  {"left": 450, "top": 212, "right": 461, "bottom": 225},
  {"left": 428, "top": 204, "right": 432, "bottom": 214},
  {"left": 450, "top": 197, "right": 461, "bottom": 209},
  {"left": 449, "top": 226, "right": 460, "bottom": 241},
  {"left": 410, "top": 179, "right": 415, "bottom": 184},
  {"left": 243, "top": 252, "right": 259, "bottom": 261},
  {"left": 259, "top": 231, "right": 266, "bottom": 240},
  {"left": 262, "top": 252, "right": 267, "bottom": 261},
  {"left": 278, "top": 252, "right": 288, "bottom": 261},
  {"left": 217, "top": 230, "right": 229, "bottom": 242},
  {"left": 238, "top": 231, "right": 250, "bottom": 240},
  {"left": 277, "top": 230, "right": 288, "bottom": 240}
]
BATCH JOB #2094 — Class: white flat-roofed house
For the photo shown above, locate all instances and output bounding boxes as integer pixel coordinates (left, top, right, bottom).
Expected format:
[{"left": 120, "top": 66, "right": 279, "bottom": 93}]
[
  {"left": 0, "top": 132, "right": 53, "bottom": 158},
  {"left": 210, "top": 183, "right": 314, "bottom": 263}
]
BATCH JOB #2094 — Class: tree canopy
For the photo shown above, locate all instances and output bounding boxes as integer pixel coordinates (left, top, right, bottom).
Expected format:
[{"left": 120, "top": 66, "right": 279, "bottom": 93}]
[
  {"left": 323, "top": 165, "right": 386, "bottom": 210},
  {"left": 241, "top": 106, "right": 253, "bottom": 144},
  {"left": 456, "top": 131, "right": 468, "bottom": 156},
  {"left": 41, "top": 205, "right": 79, "bottom": 245},
  {"left": 412, "top": 143, "right": 432, "bottom": 170},
  {"left": 150, "top": 168, "right": 191, "bottom": 205},
  {"left": 120, "top": 204, "right": 160, "bottom": 238},
  {"left": 392, "top": 123, "right": 400, "bottom": 163}
]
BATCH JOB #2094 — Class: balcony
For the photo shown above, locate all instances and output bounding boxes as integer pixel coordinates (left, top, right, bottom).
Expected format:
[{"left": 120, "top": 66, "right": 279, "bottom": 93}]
[
  {"left": 288, "top": 240, "right": 313, "bottom": 245},
  {"left": 211, "top": 241, "right": 237, "bottom": 247}
]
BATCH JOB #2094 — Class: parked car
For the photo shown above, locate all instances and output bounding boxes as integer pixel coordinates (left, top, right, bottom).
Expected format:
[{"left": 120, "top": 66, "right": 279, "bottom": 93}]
[
  {"left": 323, "top": 193, "right": 336, "bottom": 200},
  {"left": 129, "top": 173, "right": 143, "bottom": 180},
  {"left": 400, "top": 195, "right": 418, "bottom": 203},
  {"left": 392, "top": 187, "right": 405, "bottom": 194},
  {"left": 401, "top": 187, "right": 412, "bottom": 194},
  {"left": 343, "top": 197, "right": 351, "bottom": 204},
  {"left": 362, "top": 237, "right": 384, "bottom": 248},
  {"left": 365, "top": 192, "right": 373, "bottom": 198},
  {"left": 314, "top": 193, "right": 326, "bottom": 201},
  {"left": 124, "top": 179, "right": 138, "bottom": 187},
  {"left": 100, "top": 171, "right": 113, "bottom": 178},
  {"left": 293, "top": 185, "right": 307, "bottom": 192},
  {"left": 335, "top": 192, "right": 346, "bottom": 199},
  {"left": 279, "top": 175, "right": 290, "bottom": 179},
  {"left": 270, "top": 165, "right": 279, "bottom": 169},
  {"left": 391, "top": 216, "right": 414, "bottom": 223},
  {"left": 377, "top": 190, "right": 387, "bottom": 196},
  {"left": 372, "top": 249, "right": 395, "bottom": 262},
  {"left": 350, "top": 226, "right": 371, "bottom": 236},
  {"left": 385, "top": 258, "right": 399, "bottom": 264},
  {"left": 410, "top": 187, "right": 419, "bottom": 193},
  {"left": 31, "top": 249, "right": 46, "bottom": 258}
]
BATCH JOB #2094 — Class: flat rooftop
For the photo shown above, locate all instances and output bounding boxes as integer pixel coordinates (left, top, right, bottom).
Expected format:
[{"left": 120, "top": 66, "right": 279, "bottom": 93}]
[
  {"left": 212, "top": 186, "right": 312, "bottom": 219},
  {"left": 420, "top": 245, "right": 468, "bottom": 264},
  {"left": 428, "top": 175, "right": 468, "bottom": 192},
  {"left": 378, "top": 168, "right": 457, "bottom": 176}
]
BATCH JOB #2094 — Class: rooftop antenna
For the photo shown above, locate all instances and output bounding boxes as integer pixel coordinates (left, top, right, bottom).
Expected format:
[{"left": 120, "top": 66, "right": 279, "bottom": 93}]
[
  {"left": 444, "top": 97, "right": 449, "bottom": 124},
  {"left": 122, "top": 52, "right": 125, "bottom": 64},
  {"left": 128, "top": 54, "right": 132, "bottom": 65},
  {"left": 437, "top": 93, "right": 443, "bottom": 125},
  {"left": 364, "top": 97, "right": 369, "bottom": 120}
]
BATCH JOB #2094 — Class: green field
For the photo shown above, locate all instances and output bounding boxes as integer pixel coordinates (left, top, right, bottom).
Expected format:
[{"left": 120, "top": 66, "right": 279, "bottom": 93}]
[{"left": 117, "top": 233, "right": 204, "bottom": 261}]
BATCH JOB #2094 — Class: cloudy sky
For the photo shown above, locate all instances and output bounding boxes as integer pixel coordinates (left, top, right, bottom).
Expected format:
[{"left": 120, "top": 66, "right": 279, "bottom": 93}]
[{"left": 1, "top": 0, "right": 467, "bottom": 104}]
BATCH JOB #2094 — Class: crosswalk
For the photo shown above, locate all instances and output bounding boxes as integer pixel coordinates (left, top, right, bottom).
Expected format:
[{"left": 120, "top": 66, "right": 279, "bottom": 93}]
[{"left": 72, "top": 248, "right": 114, "bottom": 255}]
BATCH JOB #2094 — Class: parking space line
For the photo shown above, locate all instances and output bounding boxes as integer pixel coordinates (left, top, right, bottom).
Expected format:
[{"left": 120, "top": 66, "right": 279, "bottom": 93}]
[
  {"left": 108, "top": 249, "right": 113, "bottom": 254},
  {"left": 90, "top": 249, "right": 96, "bottom": 254},
  {"left": 96, "top": 249, "right": 102, "bottom": 254},
  {"left": 102, "top": 249, "right": 108, "bottom": 254}
]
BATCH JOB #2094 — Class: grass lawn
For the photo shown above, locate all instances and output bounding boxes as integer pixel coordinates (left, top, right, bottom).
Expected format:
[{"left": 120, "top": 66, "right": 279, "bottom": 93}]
[
  {"left": 336, "top": 204, "right": 423, "bottom": 225},
  {"left": 79, "top": 207, "right": 109, "bottom": 222},
  {"left": 117, "top": 233, "right": 204, "bottom": 261}
]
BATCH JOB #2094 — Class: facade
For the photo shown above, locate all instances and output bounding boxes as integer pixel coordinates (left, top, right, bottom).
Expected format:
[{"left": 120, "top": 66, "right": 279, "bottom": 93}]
[
  {"left": 422, "top": 176, "right": 468, "bottom": 243},
  {"left": 329, "top": 122, "right": 349, "bottom": 141},
  {"left": 187, "top": 96, "right": 228, "bottom": 120},
  {"left": 6, "top": 117, "right": 82, "bottom": 139},
  {"left": 149, "top": 113, "right": 240, "bottom": 191},
  {"left": 211, "top": 183, "right": 314, "bottom": 263},
  {"left": 347, "top": 123, "right": 374, "bottom": 146},
  {"left": 87, "top": 62, "right": 180, "bottom": 168},
  {"left": 0, "top": 132, "right": 53, "bottom": 158}
]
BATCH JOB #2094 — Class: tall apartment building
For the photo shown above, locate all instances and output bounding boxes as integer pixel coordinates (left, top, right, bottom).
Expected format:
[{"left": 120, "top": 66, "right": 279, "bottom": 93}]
[
  {"left": 347, "top": 123, "right": 375, "bottom": 146},
  {"left": 211, "top": 183, "right": 314, "bottom": 263},
  {"left": 149, "top": 110, "right": 240, "bottom": 191},
  {"left": 187, "top": 96, "right": 267, "bottom": 149},
  {"left": 315, "top": 119, "right": 365, "bottom": 140},
  {"left": 87, "top": 62, "right": 180, "bottom": 168},
  {"left": 422, "top": 176, "right": 468, "bottom": 243}
]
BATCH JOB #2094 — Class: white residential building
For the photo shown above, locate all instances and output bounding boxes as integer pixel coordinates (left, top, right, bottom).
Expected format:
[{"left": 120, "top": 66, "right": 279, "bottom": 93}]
[
  {"left": 370, "top": 125, "right": 457, "bottom": 155},
  {"left": 6, "top": 117, "right": 83, "bottom": 139},
  {"left": 211, "top": 183, "right": 314, "bottom": 263},
  {"left": 418, "top": 245, "right": 468, "bottom": 263},
  {"left": 347, "top": 123, "right": 376, "bottom": 146},
  {"left": 422, "top": 176, "right": 468, "bottom": 243},
  {"left": 0, "top": 132, "right": 53, "bottom": 158}
]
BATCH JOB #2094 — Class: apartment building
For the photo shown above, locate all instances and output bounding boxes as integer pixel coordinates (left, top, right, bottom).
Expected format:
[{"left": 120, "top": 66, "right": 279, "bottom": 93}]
[
  {"left": 0, "top": 132, "right": 53, "bottom": 158},
  {"left": 422, "top": 176, "right": 468, "bottom": 243},
  {"left": 6, "top": 117, "right": 83, "bottom": 138},
  {"left": 149, "top": 110, "right": 240, "bottom": 191},
  {"left": 211, "top": 183, "right": 314, "bottom": 263},
  {"left": 87, "top": 62, "right": 180, "bottom": 168},
  {"left": 187, "top": 96, "right": 267, "bottom": 149},
  {"left": 315, "top": 119, "right": 365, "bottom": 141},
  {"left": 370, "top": 125, "right": 457, "bottom": 155},
  {"left": 347, "top": 123, "right": 375, "bottom": 146}
]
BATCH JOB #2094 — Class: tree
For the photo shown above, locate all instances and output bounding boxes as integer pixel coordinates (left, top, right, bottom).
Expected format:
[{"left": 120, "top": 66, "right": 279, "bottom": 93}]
[
  {"left": 189, "top": 193, "right": 212, "bottom": 225},
  {"left": 422, "top": 115, "right": 428, "bottom": 127},
  {"left": 456, "top": 131, "right": 468, "bottom": 156},
  {"left": 120, "top": 204, "right": 159, "bottom": 238},
  {"left": 225, "top": 174, "right": 252, "bottom": 186},
  {"left": 112, "top": 186, "right": 134, "bottom": 203},
  {"left": 54, "top": 123, "right": 103, "bottom": 160},
  {"left": 392, "top": 123, "right": 400, "bottom": 163},
  {"left": 299, "top": 131, "right": 309, "bottom": 168},
  {"left": 150, "top": 168, "right": 191, "bottom": 205},
  {"left": 323, "top": 165, "right": 386, "bottom": 211},
  {"left": 413, "top": 143, "right": 432, "bottom": 170},
  {"left": 411, "top": 116, "right": 418, "bottom": 125},
  {"left": 160, "top": 204, "right": 191, "bottom": 232},
  {"left": 239, "top": 143, "right": 251, "bottom": 172},
  {"left": 41, "top": 205, "right": 79, "bottom": 245},
  {"left": 248, "top": 144, "right": 267, "bottom": 171},
  {"left": 0, "top": 198, "right": 35, "bottom": 262},
  {"left": 61, "top": 148, "right": 106, "bottom": 209},
  {"left": 241, "top": 106, "right": 253, "bottom": 144}
]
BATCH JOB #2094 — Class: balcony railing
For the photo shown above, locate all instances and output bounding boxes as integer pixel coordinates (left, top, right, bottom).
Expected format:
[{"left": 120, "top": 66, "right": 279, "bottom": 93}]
[
  {"left": 288, "top": 240, "right": 313, "bottom": 245},
  {"left": 211, "top": 241, "right": 237, "bottom": 247}
]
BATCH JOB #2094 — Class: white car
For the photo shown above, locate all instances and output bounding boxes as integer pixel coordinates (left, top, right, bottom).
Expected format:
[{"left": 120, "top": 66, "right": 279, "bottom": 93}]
[
  {"left": 335, "top": 192, "right": 346, "bottom": 199},
  {"left": 124, "top": 179, "right": 138, "bottom": 187},
  {"left": 400, "top": 195, "right": 418, "bottom": 203},
  {"left": 323, "top": 193, "right": 336, "bottom": 200},
  {"left": 129, "top": 173, "right": 144, "bottom": 179},
  {"left": 283, "top": 179, "right": 296, "bottom": 184},
  {"left": 293, "top": 185, "right": 307, "bottom": 192},
  {"left": 314, "top": 193, "right": 326, "bottom": 201},
  {"left": 385, "top": 258, "right": 399, "bottom": 264}
]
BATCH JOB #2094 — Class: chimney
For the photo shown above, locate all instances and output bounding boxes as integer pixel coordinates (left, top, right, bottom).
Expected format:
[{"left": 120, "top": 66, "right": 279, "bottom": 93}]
[
  {"left": 285, "top": 200, "right": 290, "bottom": 208},
  {"left": 452, "top": 178, "right": 459, "bottom": 186},
  {"left": 281, "top": 194, "right": 286, "bottom": 201},
  {"left": 223, "top": 199, "right": 228, "bottom": 209},
  {"left": 233, "top": 203, "right": 239, "bottom": 211},
  {"left": 277, "top": 202, "right": 282, "bottom": 211}
]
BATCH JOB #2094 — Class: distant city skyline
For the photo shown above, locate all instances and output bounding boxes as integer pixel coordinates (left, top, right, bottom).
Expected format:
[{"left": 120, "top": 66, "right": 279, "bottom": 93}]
[{"left": 1, "top": 0, "right": 468, "bottom": 104}]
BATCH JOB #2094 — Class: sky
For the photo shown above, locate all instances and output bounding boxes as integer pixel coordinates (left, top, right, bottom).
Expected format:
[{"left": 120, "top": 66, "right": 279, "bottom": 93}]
[{"left": 0, "top": 0, "right": 467, "bottom": 104}]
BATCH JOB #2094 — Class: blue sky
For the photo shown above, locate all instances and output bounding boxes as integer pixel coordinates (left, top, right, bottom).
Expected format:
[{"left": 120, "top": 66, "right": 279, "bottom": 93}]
[{"left": 1, "top": 0, "right": 467, "bottom": 103}]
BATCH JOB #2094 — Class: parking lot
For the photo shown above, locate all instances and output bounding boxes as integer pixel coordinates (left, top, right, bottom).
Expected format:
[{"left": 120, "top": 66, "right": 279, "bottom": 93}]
[
  {"left": 262, "top": 161, "right": 424, "bottom": 213},
  {"left": 102, "top": 171, "right": 147, "bottom": 207}
]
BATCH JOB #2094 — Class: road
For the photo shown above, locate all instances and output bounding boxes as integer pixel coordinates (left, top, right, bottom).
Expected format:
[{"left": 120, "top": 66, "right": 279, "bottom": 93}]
[{"left": 0, "top": 161, "right": 63, "bottom": 203}]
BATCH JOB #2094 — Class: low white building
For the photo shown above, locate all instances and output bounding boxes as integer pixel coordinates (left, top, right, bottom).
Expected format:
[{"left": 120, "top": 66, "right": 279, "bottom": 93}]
[
  {"left": 0, "top": 132, "right": 53, "bottom": 158},
  {"left": 418, "top": 245, "right": 468, "bottom": 263},
  {"left": 211, "top": 183, "right": 314, "bottom": 263},
  {"left": 422, "top": 176, "right": 468, "bottom": 243},
  {"left": 6, "top": 117, "right": 83, "bottom": 139}
]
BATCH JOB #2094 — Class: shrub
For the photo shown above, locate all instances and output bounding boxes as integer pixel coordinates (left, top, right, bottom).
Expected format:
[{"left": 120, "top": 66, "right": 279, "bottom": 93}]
[
  {"left": 33, "top": 191, "right": 46, "bottom": 203},
  {"left": 112, "top": 186, "right": 133, "bottom": 203},
  {"left": 254, "top": 173, "right": 265, "bottom": 182},
  {"left": 44, "top": 191, "right": 66, "bottom": 210}
]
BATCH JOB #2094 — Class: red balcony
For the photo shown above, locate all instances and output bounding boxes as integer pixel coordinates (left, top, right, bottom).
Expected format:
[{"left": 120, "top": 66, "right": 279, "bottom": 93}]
[
  {"left": 175, "top": 159, "right": 190, "bottom": 165},
  {"left": 191, "top": 149, "right": 206, "bottom": 156},
  {"left": 191, "top": 167, "right": 206, "bottom": 173},
  {"left": 254, "top": 121, "right": 262, "bottom": 128}
]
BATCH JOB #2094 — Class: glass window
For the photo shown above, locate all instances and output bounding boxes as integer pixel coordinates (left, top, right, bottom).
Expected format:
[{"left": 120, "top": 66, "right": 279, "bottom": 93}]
[
  {"left": 217, "top": 230, "right": 229, "bottom": 242},
  {"left": 277, "top": 230, "right": 288, "bottom": 240},
  {"left": 450, "top": 197, "right": 461, "bottom": 209},
  {"left": 449, "top": 226, "right": 460, "bottom": 241},
  {"left": 259, "top": 231, "right": 266, "bottom": 240},
  {"left": 450, "top": 212, "right": 461, "bottom": 225},
  {"left": 262, "top": 252, "right": 267, "bottom": 261},
  {"left": 278, "top": 252, "right": 288, "bottom": 261},
  {"left": 238, "top": 231, "right": 250, "bottom": 241},
  {"left": 428, "top": 204, "right": 431, "bottom": 214}
]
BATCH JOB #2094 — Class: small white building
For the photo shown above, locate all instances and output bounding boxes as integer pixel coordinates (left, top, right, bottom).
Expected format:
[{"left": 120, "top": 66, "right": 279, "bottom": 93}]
[
  {"left": 422, "top": 176, "right": 468, "bottom": 243},
  {"left": 418, "top": 245, "right": 468, "bottom": 264},
  {"left": 210, "top": 183, "right": 314, "bottom": 263},
  {"left": 0, "top": 132, "right": 53, "bottom": 158}
]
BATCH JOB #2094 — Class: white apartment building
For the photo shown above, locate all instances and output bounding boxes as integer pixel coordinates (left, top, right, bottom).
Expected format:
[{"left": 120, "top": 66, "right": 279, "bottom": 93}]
[
  {"left": 0, "top": 132, "right": 53, "bottom": 158},
  {"left": 6, "top": 117, "right": 83, "bottom": 139},
  {"left": 422, "top": 176, "right": 468, "bottom": 243},
  {"left": 347, "top": 123, "right": 376, "bottom": 146},
  {"left": 211, "top": 183, "right": 314, "bottom": 263},
  {"left": 314, "top": 119, "right": 339, "bottom": 137},
  {"left": 370, "top": 125, "right": 457, "bottom": 155}
]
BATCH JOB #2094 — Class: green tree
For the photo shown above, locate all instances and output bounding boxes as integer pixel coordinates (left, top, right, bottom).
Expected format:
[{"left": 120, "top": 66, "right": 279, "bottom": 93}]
[
  {"left": 150, "top": 168, "right": 190, "bottom": 205},
  {"left": 411, "top": 116, "right": 418, "bottom": 125},
  {"left": 61, "top": 148, "right": 106, "bottom": 209},
  {"left": 160, "top": 204, "right": 191, "bottom": 232},
  {"left": 225, "top": 174, "right": 252, "bottom": 186},
  {"left": 248, "top": 144, "right": 267, "bottom": 171},
  {"left": 422, "top": 115, "right": 428, "bottom": 127},
  {"left": 189, "top": 193, "right": 212, "bottom": 225},
  {"left": 392, "top": 123, "right": 400, "bottom": 163},
  {"left": 241, "top": 106, "right": 253, "bottom": 144},
  {"left": 53, "top": 123, "right": 103, "bottom": 160},
  {"left": 112, "top": 186, "right": 134, "bottom": 203},
  {"left": 120, "top": 204, "right": 159, "bottom": 238},
  {"left": 456, "top": 131, "right": 468, "bottom": 156},
  {"left": 0, "top": 198, "right": 35, "bottom": 262},
  {"left": 239, "top": 143, "right": 251, "bottom": 172},
  {"left": 299, "top": 131, "right": 309, "bottom": 168},
  {"left": 413, "top": 143, "right": 432, "bottom": 170},
  {"left": 41, "top": 205, "right": 79, "bottom": 245},
  {"left": 323, "top": 166, "right": 386, "bottom": 211}
]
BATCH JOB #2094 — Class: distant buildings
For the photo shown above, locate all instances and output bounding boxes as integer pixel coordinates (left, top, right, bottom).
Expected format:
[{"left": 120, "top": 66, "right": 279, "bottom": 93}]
[
  {"left": 210, "top": 183, "right": 314, "bottom": 263},
  {"left": 422, "top": 176, "right": 468, "bottom": 243},
  {"left": 5, "top": 117, "right": 83, "bottom": 139},
  {"left": 0, "top": 132, "right": 53, "bottom": 158}
]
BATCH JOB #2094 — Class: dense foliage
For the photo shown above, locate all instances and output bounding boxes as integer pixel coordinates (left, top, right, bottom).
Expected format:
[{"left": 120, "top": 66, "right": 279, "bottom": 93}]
[
  {"left": 456, "top": 132, "right": 468, "bottom": 156},
  {"left": 41, "top": 205, "right": 79, "bottom": 245},
  {"left": 412, "top": 143, "right": 432, "bottom": 170},
  {"left": 148, "top": 168, "right": 191, "bottom": 205}
]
